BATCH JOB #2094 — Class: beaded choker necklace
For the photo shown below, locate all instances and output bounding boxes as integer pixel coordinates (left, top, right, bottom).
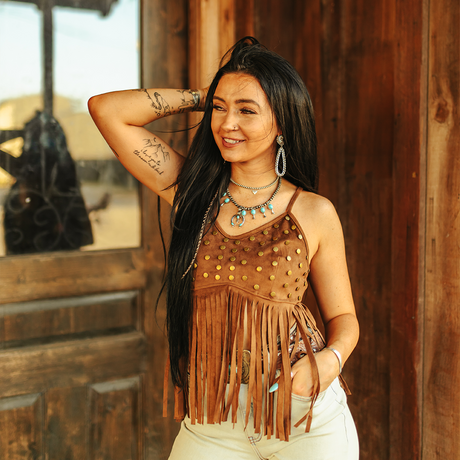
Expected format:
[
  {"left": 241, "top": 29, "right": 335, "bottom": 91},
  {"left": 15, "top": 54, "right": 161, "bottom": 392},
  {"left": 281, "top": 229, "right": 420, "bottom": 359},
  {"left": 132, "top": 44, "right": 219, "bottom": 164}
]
[
  {"left": 230, "top": 176, "right": 278, "bottom": 194},
  {"left": 221, "top": 178, "right": 282, "bottom": 227}
]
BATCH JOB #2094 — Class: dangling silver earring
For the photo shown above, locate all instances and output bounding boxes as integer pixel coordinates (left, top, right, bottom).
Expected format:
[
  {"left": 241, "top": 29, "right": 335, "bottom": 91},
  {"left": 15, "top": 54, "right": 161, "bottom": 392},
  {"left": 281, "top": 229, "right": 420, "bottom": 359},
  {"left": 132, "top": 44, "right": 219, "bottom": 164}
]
[{"left": 275, "top": 135, "right": 286, "bottom": 177}]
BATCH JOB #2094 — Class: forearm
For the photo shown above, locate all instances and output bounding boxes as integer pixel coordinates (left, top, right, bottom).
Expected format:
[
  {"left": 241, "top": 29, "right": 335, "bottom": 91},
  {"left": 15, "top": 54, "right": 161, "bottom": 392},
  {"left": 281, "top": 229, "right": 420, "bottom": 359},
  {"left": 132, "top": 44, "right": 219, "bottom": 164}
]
[
  {"left": 88, "top": 88, "right": 206, "bottom": 128},
  {"left": 323, "top": 312, "right": 359, "bottom": 369}
]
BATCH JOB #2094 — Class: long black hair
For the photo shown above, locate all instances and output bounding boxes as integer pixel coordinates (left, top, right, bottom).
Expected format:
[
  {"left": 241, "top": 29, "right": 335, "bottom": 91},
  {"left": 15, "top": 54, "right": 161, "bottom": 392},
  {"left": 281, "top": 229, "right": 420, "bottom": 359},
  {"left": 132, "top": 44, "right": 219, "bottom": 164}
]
[{"left": 165, "top": 37, "right": 318, "bottom": 389}]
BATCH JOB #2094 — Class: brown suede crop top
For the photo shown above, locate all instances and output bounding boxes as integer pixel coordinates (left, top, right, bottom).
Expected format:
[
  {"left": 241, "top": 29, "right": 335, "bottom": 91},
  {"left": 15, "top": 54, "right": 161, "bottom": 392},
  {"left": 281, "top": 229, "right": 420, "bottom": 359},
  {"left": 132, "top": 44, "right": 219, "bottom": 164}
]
[{"left": 170, "top": 188, "right": 347, "bottom": 441}]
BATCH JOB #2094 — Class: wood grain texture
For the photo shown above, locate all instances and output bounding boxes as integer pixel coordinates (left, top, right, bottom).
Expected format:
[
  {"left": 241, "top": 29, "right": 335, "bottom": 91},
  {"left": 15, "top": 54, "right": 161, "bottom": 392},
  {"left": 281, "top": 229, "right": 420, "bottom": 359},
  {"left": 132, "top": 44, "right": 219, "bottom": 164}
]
[
  {"left": 0, "top": 291, "right": 138, "bottom": 346},
  {"left": 0, "top": 393, "right": 44, "bottom": 460},
  {"left": 89, "top": 377, "right": 141, "bottom": 460},
  {"left": 390, "top": 0, "right": 427, "bottom": 458},
  {"left": 423, "top": 0, "right": 460, "bottom": 457},
  {"left": 45, "top": 387, "right": 86, "bottom": 460},
  {"left": 0, "top": 250, "right": 146, "bottom": 304},
  {"left": 0, "top": 332, "right": 146, "bottom": 397}
]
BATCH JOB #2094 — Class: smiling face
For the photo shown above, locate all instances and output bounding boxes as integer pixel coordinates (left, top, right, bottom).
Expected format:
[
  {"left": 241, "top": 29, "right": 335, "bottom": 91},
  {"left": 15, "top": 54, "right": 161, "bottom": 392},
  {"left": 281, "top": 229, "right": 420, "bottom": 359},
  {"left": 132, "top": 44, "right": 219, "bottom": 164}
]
[{"left": 211, "top": 73, "right": 280, "bottom": 170}]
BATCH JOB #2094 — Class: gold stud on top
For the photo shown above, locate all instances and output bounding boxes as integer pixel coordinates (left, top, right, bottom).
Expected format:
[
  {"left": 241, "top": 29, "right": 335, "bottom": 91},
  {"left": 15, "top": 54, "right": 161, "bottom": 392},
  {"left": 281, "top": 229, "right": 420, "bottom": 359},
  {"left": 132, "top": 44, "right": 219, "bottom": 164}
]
[
  {"left": 263, "top": 229, "right": 269, "bottom": 235},
  {"left": 230, "top": 256, "right": 236, "bottom": 261},
  {"left": 272, "top": 261, "right": 278, "bottom": 266},
  {"left": 295, "top": 278, "right": 300, "bottom": 282},
  {"left": 229, "top": 275, "right": 235, "bottom": 281},
  {"left": 258, "top": 251, "right": 264, "bottom": 257},
  {"left": 270, "top": 292, "right": 276, "bottom": 298},
  {"left": 274, "top": 224, "right": 280, "bottom": 229},
  {"left": 203, "top": 273, "right": 209, "bottom": 278},
  {"left": 298, "top": 234, "right": 303, "bottom": 240},
  {"left": 194, "top": 263, "right": 198, "bottom": 268},
  {"left": 269, "top": 275, "right": 275, "bottom": 281},
  {"left": 273, "top": 236, "right": 279, "bottom": 241},
  {"left": 295, "top": 287, "right": 300, "bottom": 291},
  {"left": 256, "top": 266, "right": 263, "bottom": 272},
  {"left": 273, "top": 247, "right": 279, "bottom": 252},
  {"left": 241, "top": 260, "right": 247, "bottom": 265},
  {"left": 285, "top": 241, "right": 290, "bottom": 245},
  {"left": 242, "top": 275, "right": 248, "bottom": 281},
  {"left": 204, "top": 240, "right": 210, "bottom": 245},
  {"left": 286, "top": 255, "right": 292, "bottom": 261},
  {"left": 223, "top": 237, "right": 229, "bottom": 243},
  {"left": 297, "top": 296, "right": 301, "bottom": 301},
  {"left": 299, "top": 263, "right": 303, "bottom": 268},
  {"left": 230, "top": 266, "right": 236, "bottom": 271},
  {"left": 254, "top": 285, "right": 260, "bottom": 290},
  {"left": 287, "top": 270, "right": 292, "bottom": 275},
  {"left": 283, "top": 230, "right": 289, "bottom": 235},
  {"left": 212, "top": 231, "right": 218, "bottom": 235},
  {"left": 296, "top": 249, "right": 301, "bottom": 254},
  {"left": 288, "top": 293, "right": 292, "bottom": 298},
  {"left": 216, "top": 265, "right": 222, "bottom": 270},
  {"left": 283, "top": 283, "right": 289, "bottom": 288},
  {"left": 220, "top": 245, "right": 226, "bottom": 250},
  {"left": 235, "top": 240, "right": 241, "bottom": 245},
  {"left": 249, "top": 236, "right": 256, "bottom": 241},
  {"left": 285, "top": 216, "right": 290, "bottom": 221},
  {"left": 215, "top": 274, "right": 221, "bottom": 280},
  {"left": 218, "top": 255, "right": 224, "bottom": 260},
  {"left": 244, "top": 247, "right": 250, "bottom": 252},
  {"left": 232, "top": 248, "right": 238, "bottom": 253},
  {"left": 205, "top": 255, "right": 210, "bottom": 260},
  {"left": 259, "top": 241, "right": 266, "bottom": 246},
  {"left": 291, "top": 225, "right": 296, "bottom": 230}
]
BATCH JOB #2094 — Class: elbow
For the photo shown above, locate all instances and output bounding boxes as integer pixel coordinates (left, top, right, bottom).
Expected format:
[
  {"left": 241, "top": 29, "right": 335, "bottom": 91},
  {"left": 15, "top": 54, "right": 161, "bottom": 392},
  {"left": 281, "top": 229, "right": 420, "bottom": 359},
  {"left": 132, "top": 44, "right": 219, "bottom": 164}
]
[{"left": 87, "top": 94, "right": 104, "bottom": 121}]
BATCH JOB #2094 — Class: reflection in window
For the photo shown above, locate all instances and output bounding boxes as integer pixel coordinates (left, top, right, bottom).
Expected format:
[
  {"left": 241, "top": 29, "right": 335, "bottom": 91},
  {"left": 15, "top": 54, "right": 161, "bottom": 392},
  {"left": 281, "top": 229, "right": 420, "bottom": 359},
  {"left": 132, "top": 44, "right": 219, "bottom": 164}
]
[{"left": 0, "top": 0, "right": 140, "bottom": 256}]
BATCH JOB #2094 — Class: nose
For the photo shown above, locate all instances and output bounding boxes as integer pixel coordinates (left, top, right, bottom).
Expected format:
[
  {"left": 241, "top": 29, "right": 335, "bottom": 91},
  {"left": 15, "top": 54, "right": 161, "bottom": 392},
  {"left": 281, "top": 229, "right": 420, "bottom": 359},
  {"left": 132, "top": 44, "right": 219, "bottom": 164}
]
[{"left": 220, "top": 111, "right": 239, "bottom": 132}]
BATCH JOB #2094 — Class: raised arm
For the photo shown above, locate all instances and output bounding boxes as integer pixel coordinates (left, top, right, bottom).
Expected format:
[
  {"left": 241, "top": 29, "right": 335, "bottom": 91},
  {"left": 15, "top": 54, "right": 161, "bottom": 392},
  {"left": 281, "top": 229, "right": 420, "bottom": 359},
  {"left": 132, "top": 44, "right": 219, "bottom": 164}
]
[{"left": 88, "top": 88, "right": 205, "bottom": 205}]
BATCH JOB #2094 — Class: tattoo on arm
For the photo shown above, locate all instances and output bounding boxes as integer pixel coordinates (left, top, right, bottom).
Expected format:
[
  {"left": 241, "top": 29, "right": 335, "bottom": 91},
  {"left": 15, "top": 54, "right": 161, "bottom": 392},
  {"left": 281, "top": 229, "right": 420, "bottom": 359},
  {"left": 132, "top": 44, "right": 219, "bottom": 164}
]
[
  {"left": 133, "top": 138, "right": 171, "bottom": 175},
  {"left": 176, "top": 89, "right": 195, "bottom": 113},
  {"left": 139, "top": 89, "right": 171, "bottom": 117}
]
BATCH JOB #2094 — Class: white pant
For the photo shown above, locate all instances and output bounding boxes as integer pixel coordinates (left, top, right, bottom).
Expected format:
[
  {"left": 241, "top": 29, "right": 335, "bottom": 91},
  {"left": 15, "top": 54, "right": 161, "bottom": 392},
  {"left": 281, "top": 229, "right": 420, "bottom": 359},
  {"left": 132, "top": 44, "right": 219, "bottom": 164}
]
[{"left": 169, "top": 377, "right": 359, "bottom": 460}]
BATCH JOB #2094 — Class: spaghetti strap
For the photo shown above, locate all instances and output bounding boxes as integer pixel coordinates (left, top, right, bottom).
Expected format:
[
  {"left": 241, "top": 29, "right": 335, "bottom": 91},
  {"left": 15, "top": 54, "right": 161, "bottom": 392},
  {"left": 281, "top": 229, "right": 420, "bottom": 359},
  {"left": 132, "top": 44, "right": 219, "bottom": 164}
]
[{"left": 286, "top": 187, "right": 303, "bottom": 213}]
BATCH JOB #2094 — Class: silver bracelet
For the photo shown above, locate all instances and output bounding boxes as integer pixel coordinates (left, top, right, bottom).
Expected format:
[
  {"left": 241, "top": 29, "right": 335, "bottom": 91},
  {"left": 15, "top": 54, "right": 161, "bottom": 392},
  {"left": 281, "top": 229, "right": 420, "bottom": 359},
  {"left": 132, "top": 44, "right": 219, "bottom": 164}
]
[
  {"left": 325, "top": 347, "right": 343, "bottom": 374},
  {"left": 190, "top": 89, "right": 200, "bottom": 111}
]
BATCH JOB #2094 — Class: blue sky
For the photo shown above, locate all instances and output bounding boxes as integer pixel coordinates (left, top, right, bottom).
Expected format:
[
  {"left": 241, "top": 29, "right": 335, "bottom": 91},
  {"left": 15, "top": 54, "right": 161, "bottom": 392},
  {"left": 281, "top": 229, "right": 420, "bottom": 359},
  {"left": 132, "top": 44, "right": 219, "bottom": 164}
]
[{"left": 0, "top": 0, "right": 139, "bottom": 109}]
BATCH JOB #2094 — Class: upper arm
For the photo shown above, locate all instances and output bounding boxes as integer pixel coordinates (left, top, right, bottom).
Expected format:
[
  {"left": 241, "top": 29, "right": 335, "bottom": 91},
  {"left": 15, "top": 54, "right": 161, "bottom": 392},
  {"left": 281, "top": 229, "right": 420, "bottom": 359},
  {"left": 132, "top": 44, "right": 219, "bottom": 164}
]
[
  {"left": 88, "top": 92, "right": 186, "bottom": 205},
  {"left": 299, "top": 196, "right": 356, "bottom": 325}
]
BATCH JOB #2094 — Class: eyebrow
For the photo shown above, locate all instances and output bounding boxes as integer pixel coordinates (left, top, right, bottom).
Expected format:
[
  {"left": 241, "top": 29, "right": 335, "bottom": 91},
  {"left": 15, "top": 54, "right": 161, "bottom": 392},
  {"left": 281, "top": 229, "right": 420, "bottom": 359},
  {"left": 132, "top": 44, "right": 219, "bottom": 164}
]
[{"left": 213, "top": 95, "right": 261, "bottom": 107}]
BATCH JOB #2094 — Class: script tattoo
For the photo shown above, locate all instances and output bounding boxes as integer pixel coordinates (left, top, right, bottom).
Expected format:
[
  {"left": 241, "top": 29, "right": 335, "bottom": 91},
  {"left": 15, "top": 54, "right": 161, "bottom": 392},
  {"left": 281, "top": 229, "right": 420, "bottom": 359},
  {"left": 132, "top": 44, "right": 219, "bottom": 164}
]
[
  {"left": 138, "top": 89, "right": 171, "bottom": 117},
  {"left": 176, "top": 89, "right": 195, "bottom": 113},
  {"left": 133, "top": 138, "right": 170, "bottom": 175}
]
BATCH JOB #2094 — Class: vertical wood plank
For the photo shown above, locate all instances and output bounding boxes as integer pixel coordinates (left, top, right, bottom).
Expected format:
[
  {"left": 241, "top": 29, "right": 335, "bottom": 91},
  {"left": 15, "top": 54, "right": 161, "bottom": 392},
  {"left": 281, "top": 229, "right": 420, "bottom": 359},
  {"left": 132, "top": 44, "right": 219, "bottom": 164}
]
[
  {"left": 390, "top": 0, "right": 428, "bottom": 458},
  {"left": 423, "top": 0, "right": 460, "bottom": 457},
  {"left": 141, "top": 1, "right": 188, "bottom": 458}
]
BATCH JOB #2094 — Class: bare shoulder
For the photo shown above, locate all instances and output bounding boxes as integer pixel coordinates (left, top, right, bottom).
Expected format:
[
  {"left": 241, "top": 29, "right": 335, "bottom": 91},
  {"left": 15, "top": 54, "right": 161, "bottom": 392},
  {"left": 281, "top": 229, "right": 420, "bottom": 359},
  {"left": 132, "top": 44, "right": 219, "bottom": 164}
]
[{"left": 291, "top": 190, "right": 342, "bottom": 258}]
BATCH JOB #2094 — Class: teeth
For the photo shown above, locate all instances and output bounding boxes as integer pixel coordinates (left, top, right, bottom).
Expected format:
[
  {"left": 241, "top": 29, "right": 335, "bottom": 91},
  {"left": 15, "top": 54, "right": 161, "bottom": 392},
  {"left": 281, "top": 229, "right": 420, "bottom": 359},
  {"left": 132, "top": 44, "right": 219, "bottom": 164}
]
[{"left": 224, "top": 138, "right": 242, "bottom": 144}]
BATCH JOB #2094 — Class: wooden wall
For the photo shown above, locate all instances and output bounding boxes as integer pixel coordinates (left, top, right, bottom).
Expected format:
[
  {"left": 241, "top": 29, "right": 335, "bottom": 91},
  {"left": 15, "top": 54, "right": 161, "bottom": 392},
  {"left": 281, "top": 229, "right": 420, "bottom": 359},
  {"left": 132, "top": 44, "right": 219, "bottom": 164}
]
[{"left": 143, "top": 0, "right": 460, "bottom": 458}]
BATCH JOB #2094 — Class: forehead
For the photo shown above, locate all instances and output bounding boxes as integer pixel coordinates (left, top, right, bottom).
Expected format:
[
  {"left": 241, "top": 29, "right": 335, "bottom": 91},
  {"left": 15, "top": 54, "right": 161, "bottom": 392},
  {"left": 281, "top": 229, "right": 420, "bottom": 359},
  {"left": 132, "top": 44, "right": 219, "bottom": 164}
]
[{"left": 214, "top": 73, "right": 269, "bottom": 105}]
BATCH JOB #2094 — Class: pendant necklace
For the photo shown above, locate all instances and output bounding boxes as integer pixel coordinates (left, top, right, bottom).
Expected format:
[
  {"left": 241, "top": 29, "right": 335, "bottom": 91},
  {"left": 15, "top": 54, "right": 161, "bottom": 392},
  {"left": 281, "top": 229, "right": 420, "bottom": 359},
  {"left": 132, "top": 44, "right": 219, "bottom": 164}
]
[{"left": 221, "top": 177, "right": 282, "bottom": 227}]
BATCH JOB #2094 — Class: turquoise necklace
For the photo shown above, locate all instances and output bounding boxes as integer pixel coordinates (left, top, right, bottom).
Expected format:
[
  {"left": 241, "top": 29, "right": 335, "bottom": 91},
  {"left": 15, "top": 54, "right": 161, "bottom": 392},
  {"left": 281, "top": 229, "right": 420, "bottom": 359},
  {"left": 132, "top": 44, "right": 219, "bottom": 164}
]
[{"left": 221, "top": 177, "right": 282, "bottom": 227}]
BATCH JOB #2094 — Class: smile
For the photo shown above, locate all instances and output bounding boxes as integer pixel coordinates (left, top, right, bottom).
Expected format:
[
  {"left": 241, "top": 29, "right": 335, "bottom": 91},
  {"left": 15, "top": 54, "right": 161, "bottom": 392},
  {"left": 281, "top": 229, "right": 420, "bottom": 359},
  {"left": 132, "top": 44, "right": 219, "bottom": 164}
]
[{"left": 223, "top": 138, "right": 244, "bottom": 144}]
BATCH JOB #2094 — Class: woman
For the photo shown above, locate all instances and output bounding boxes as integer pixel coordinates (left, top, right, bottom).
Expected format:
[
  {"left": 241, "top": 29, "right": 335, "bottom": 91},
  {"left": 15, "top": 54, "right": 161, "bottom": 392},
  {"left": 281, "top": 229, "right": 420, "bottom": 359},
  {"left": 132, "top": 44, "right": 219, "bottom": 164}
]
[{"left": 89, "top": 37, "right": 359, "bottom": 460}]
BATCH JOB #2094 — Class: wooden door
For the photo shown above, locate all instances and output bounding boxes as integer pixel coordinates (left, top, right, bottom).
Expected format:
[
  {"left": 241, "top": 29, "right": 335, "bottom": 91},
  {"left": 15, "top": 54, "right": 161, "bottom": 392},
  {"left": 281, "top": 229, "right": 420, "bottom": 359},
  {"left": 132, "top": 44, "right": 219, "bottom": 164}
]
[{"left": 0, "top": 1, "right": 188, "bottom": 458}]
